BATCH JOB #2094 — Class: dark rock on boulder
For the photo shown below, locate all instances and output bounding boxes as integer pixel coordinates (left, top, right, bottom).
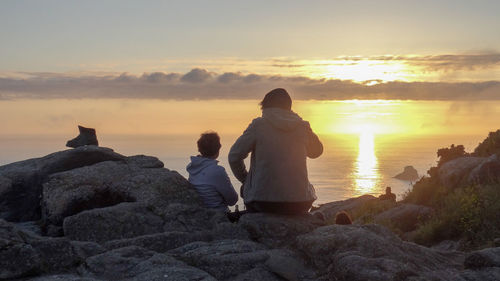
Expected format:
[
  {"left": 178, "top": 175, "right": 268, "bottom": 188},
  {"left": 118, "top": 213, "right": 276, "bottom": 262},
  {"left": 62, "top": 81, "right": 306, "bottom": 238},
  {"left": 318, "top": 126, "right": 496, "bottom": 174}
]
[
  {"left": 464, "top": 247, "right": 500, "bottom": 269},
  {"left": 311, "top": 194, "right": 377, "bottom": 221},
  {"left": 42, "top": 158, "right": 199, "bottom": 232},
  {"left": 66, "top": 125, "right": 98, "bottom": 148},
  {"left": 495, "top": 238, "right": 500, "bottom": 247},
  {"left": 0, "top": 146, "right": 125, "bottom": 222},
  {"left": 374, "top": 203, "right": 433, "bottom": 232},
  {"left": 394, "top": 165, "right": 419, "bottom": 181},
  {"left": 296, "top": 224, "right": 465, "bottom": 280},
  {"left": 169, "top": 239, "right": 270, "bottom": 280},
  {"left": 238, "top": 213, "right": 324, "bottom": 248}
]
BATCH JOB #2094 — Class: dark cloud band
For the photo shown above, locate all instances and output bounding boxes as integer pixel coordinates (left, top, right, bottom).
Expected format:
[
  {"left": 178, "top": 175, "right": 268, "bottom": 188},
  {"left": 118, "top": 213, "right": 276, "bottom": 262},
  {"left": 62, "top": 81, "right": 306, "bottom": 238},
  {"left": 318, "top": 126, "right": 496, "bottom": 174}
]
[{"left": 1, "top": 69, "right": 499, "bottom": 100}]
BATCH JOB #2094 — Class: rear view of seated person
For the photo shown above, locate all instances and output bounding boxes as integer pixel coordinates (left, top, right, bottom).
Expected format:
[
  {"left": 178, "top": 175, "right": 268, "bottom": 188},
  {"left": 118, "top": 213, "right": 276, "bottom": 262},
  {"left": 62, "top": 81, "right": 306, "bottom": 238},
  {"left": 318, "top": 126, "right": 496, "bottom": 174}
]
[
  {"left": 187, "top": 132, "right": 238, "bottom": 212},
  {"left": 379, "top": 186, "right": 396, "bottom": 202}
]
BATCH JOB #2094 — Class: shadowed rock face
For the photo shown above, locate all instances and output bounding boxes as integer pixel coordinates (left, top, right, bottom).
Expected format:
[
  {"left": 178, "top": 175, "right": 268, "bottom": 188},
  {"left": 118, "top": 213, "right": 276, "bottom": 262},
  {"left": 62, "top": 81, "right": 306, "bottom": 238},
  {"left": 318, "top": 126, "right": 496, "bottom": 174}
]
[
  {"left": 0, "top": 146, "right": 125, "bottom": 222},
  {"left": 66, "top": 126, "right": 98, "bottom": 148}
]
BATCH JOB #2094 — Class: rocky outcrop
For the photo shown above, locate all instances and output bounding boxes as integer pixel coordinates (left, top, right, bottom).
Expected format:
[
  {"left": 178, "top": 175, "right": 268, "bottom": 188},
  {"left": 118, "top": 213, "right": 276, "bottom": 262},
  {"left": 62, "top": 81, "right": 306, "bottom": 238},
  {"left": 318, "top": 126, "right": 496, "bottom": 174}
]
[
  {"left": 0, "top": 219, "right": 104, "bottom": 280},
  {"left": 374, "top": 203, "right": 433, "bottom": 232},
  {"left": 438, "top": 154, "right": 500, "bottom": 189},
  {"left": 3, "top": 147, "right": 500, "bottom": 281},
  {"left": 238, "top": 213, "right": 324, "bottom": 248},
  {"left": 394, "top": 165, "right": 419, "bottom": 181},
  {"left": 0, "top": 146, "right": 125, "bottom": 222},
  {"left": 63, "top": 203, "right": 222, "bottom": 243},
  {"left": 42, "top": 156, "right": 199, "bottom": 235},
  {"left": 296, "top": 224, "right": 465, "bottom": 280},
  {"left": 311, "top": 194, "right": 377, "bottom": 221},
  {"left": 66, "top": 126, "right": 99, "bottom": 148}
]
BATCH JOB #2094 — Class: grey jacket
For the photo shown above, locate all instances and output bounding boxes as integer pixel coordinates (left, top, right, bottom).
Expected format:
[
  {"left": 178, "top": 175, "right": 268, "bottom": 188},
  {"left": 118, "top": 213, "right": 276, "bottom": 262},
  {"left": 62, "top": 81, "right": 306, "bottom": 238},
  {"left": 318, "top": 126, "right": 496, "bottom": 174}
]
[
  {"left": 228, "top": 108, "right": 323, "bottom": 203},
  {"left": 186, "top": 156, "right": 238, "bottom": 212}
]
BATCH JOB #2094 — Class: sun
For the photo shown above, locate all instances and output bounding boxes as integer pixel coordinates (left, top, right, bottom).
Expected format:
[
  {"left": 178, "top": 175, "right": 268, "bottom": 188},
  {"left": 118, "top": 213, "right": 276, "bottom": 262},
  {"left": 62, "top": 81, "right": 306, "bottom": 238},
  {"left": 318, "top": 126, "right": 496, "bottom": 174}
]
[{"left": 306, "top": 59, "right": 412, "bottom": 83}]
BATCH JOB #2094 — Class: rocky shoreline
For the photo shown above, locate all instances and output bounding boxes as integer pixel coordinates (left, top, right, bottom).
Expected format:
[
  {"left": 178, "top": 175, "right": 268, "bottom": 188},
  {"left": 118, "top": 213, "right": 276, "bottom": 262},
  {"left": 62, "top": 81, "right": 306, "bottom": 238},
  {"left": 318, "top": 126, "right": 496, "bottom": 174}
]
[{"left": 1, "top": 146, "right": 499, "bottom": 280}]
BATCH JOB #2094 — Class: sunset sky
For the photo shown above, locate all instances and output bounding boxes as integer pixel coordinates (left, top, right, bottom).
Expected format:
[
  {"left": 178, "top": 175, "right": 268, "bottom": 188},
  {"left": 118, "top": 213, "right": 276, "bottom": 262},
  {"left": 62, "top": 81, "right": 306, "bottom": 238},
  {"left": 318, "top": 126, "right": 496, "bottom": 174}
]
[
  {"left": 1, "top": 1, "right": 500, "bottom": 137},
  {"left": 1, "top": 0, "right": 499, "bottom": 100}
]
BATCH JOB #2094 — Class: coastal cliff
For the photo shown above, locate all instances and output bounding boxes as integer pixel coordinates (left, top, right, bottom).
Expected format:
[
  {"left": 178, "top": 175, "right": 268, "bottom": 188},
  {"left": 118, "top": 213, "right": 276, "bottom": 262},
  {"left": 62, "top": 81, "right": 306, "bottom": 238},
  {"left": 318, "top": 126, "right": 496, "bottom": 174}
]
[{"left": 1, "top": 146, "right": 499, "bottom": 280}]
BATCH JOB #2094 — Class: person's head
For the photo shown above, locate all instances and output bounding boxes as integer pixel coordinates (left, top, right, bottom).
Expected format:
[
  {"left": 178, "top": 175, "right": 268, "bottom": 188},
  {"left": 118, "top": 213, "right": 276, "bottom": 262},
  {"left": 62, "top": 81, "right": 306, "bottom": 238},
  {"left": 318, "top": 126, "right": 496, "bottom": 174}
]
[
  {"left": 335, "top": 211, "right": 352, "bottom": 225},
  {"left": 260, "top": 88, "right": 292, "bottom": 111},
  {"left": 386, "top": 186, "right": 392, "bottom": 194},
  {"left": 197, "top": 131, "right": 221, "bottom": 159}
]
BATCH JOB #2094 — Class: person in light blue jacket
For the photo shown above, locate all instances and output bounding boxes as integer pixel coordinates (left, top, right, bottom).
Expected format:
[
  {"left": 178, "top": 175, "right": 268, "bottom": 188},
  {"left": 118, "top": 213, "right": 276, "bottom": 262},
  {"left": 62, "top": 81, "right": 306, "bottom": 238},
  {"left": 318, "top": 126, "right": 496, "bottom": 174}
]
[{"left": 186, "top": 132, "right": 238, "bottom": 212}]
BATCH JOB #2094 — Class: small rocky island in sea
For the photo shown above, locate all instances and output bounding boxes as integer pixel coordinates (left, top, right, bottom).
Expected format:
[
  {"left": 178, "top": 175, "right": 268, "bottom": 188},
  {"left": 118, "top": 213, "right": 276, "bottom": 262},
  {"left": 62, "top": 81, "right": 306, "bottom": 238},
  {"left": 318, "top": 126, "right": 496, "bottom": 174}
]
[
  {"left": 394, "top": 165, "right": 419, "bottom": 181},
  {"left": 1, "top": 128, "right": 500, "bottom": 280}
]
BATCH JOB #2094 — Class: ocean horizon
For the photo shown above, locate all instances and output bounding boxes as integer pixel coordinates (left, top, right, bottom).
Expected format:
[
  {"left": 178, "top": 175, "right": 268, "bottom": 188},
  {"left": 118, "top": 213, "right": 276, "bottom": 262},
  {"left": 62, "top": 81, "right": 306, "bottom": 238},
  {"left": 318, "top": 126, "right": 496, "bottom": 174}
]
[{"left": 0, "top": 132, "right": 487, "bottom": 206}]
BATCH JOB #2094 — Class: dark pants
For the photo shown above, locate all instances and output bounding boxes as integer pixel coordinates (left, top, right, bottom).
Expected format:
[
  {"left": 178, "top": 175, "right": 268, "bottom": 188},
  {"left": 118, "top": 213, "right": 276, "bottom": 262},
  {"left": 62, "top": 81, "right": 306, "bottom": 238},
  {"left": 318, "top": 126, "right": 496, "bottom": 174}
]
[{"left": 245, "top": 200, "right": 314, "bottom": 215}]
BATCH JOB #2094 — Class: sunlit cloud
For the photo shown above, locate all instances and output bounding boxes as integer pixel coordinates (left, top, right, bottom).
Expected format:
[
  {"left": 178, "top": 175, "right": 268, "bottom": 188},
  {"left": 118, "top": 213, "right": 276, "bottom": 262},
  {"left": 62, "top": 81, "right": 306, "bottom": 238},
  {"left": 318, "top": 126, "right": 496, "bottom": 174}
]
[{"left": 1, "top": 69, "right": 499, "bottom": 101}]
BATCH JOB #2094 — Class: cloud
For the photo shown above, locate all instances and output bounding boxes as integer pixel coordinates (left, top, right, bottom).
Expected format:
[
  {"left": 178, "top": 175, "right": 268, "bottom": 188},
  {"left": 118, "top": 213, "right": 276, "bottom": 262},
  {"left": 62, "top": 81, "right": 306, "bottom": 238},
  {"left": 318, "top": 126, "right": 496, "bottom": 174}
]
[
  {"left": 180, "top": 68, "right": 213, "bottom": 83},
  {"left": 0, "top": 69, "right": 499, "bottom": 101}
]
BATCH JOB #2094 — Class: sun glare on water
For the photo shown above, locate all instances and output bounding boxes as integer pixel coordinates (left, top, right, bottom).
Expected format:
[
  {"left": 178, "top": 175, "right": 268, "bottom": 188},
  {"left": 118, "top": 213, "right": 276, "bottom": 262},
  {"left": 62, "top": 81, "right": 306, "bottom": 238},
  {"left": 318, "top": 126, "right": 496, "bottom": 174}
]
[{"left": 353, "top": 131, "right": 380, "bottom": 195}]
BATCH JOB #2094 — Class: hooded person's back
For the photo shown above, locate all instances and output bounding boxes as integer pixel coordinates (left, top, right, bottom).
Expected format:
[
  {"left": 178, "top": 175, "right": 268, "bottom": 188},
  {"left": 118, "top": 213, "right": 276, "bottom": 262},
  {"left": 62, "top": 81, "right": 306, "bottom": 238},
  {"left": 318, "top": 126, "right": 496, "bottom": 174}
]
[
  {"left": 186, "top": 156, "right": 238, "bottom": 212},
  {"left": 228, "top": 107, "right": 323, "bottom": 205}
]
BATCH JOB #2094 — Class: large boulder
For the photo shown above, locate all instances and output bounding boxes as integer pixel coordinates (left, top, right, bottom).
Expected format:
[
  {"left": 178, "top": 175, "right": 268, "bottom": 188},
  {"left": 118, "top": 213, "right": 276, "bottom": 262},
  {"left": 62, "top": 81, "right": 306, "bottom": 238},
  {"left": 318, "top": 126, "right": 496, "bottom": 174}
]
[
  {"left": 104, "top": 231, "right": 214, "bottom": 253},
  {"left": 438, "top": 157, "right": 487, "bottom": 189},
  {"left": 42, "top": 155, "right": 200, "bottom": 234},
  {"left": 0, "top": 219, "right": 104, "bottom": 280},
  {"left": 374, "top": 203, "right": 434, "bottom": 232},
  {"left": 0, "top": 146, "right": 125, "bottom": 222},
  {"left": 169, "top": 239, "right": 271, "bottom": 280},
  {"left": 63, "top": 202, "right": 222, "bottom": 243},
  {"left": 238, "top": 213, "right": 324, "bottom": 248},
  {"left": 439, "top": 155, "right": 500, "bottom": 189},
  {"left": 464, "top": 247, "right": 500, "bottom": 269},
  {"left": 468, "top": 154, "right": 500, "bottom": 186},
  {"left": 295, "top": 224, "right": 465, "bottom": 280},
  {"left": 78, "top": 246, "right": 216, "bottom": 281},
  {"left": 311, "top": 194, "right": 377, "bottom": 221}
]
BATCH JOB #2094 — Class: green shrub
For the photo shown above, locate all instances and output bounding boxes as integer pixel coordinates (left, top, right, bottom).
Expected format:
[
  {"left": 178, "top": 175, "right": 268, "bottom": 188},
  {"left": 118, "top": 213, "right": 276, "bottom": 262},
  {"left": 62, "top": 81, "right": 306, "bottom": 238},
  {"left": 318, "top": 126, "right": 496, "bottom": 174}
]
[{"left": 411, "top": 184, "right": 500, "bottom": 249}]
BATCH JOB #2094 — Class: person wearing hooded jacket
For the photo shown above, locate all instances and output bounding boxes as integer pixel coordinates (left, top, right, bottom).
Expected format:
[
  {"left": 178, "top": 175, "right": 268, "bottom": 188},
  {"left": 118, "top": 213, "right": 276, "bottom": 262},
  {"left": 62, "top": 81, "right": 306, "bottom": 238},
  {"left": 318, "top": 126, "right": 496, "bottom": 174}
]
[
  {"left": 228, "top": 88, "right": 323, "bottom": 215},
  {"left": 187, "top": 132, "right": 238, "bottom": 212}
]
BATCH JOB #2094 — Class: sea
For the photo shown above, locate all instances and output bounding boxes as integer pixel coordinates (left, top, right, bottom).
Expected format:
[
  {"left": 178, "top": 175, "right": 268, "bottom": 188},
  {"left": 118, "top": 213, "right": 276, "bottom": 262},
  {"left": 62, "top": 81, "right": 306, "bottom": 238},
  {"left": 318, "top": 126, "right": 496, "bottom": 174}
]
[
  {"left": 1, "top": 98, "right": 498, "bottom": 207},
  {"left": 0, "top": 133, "right": 485, "bottom": 207}
]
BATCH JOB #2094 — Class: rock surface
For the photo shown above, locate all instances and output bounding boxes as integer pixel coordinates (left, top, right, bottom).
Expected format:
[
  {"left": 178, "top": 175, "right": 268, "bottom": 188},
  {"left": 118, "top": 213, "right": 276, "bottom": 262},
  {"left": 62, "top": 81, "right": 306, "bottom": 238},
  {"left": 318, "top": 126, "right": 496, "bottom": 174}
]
[
  {"left": 374, "top": 203, "right": 433, "bottom": 232},
  {"left": 311, "top": 194, "right": 377, "bottom": 221},
  {"left": 0, "top": 146, "right": 125, "bottom": 222},
  {"left": 3, "top": 147, "right": 500, "bottom": 281},
  {"left": 438, "top": 156, "right": 488, "bottom": 189},
  {"left": 394, "top": 165, "right": 419, "bottom": 181}
]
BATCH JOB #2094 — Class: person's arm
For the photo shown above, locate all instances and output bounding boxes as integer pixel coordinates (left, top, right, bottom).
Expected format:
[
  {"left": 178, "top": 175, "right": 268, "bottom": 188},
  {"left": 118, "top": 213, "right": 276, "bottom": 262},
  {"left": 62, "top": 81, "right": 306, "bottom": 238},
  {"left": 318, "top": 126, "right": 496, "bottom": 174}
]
[
  {"left": 305, "top": 122, "right": 323, "bottom": 159},
  {"left": 212, "top": 166, "right": 238, "bottom": 206},
  {"left": 228, "top": 120, "right": 256, "bottom": 183}
]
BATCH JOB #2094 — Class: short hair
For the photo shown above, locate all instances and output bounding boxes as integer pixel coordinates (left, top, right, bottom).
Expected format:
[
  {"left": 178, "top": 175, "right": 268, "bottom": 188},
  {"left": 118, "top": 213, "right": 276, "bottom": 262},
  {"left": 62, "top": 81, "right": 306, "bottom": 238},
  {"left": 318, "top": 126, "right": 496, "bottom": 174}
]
[
  {"left": 197, "top": 132, "right": 221, "bottom": 157},
  {"left": 259, "top": 88, "right": 292, "bottom": 110},
  {"left": 335, "top": 211, "right": 353, "bottom": 225}
]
